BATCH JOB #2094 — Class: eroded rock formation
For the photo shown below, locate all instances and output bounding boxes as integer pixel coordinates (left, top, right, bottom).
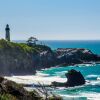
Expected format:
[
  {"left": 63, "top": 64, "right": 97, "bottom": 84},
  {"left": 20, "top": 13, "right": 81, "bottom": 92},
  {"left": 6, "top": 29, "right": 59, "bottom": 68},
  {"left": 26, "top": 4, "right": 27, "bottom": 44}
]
[{"left": 52, "top": 69, "right": 85, "bottom": 87}]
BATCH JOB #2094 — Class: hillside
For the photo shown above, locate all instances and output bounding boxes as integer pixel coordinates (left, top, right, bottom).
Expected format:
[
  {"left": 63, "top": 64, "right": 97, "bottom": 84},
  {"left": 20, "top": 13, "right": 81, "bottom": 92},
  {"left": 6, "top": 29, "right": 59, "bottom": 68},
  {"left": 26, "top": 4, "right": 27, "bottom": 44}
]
[
  {"left": 0, "top": 39, "right": 51, "bottom": 75},
  {"left": 0, "top": 39, "right": 100, "bottom": 75}
]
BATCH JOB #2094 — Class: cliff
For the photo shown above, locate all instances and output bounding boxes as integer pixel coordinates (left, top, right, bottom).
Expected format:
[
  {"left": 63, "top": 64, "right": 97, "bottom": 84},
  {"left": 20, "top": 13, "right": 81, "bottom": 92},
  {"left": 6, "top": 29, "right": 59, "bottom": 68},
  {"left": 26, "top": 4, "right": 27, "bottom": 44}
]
[
  {"left": 0, "top": 39, "right": 38, "bottom": 75},
  {"left": 0, "top": 39, "right": 56, "bottom": 75},
  {"left": 0, "top": 39, "right": 100, "bottom": 75}
]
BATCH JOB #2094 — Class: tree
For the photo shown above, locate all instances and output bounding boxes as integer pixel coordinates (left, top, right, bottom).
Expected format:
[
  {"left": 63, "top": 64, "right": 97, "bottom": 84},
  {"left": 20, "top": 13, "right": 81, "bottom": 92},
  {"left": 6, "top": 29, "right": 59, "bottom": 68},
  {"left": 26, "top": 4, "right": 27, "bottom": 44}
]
[{"left": 26, "top": 36, "right": 38, "bottom": 46}]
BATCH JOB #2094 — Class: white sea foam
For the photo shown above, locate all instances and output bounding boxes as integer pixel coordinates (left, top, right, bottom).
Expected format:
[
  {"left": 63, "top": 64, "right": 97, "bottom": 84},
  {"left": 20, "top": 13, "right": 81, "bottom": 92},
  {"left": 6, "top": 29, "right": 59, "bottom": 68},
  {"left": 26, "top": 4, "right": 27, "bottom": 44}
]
[
  {"left": 97, "top": 77, "right": 100, "bottom": 80},
  {"left": 61, "top": 93, "right": 100, "bottom": 100},
  {"left": 80, "top": 92, "right": 100, "bottom": 100},
  {"left": 4, "top": 75, "right": 100, "bottom": 100},
  {"left": 86, "top": 75, "right": 98, "bottom": 78},
  {"left": 86, "top": 75, "right": 99, "bottom": 81},
  {"left": 55, "top": 71, "right": 67, "bottom": 76},
  {"left": 35, "top": 72, "right": 50, "bottom": 77},
  {"left": 58, "top": 80, "right": 100, "bottom": 100},
  {"left": 4, "top": 64, "right": 100, "bottom": 100},
  {"left": 5, "top": 75, "right": 67, "bottom": 85},
  {"left": 86, "top": 80, "right": 100, "bottom": 86},
  {"left": 77, "top": 64, "right": 95, "bottom": 67}
]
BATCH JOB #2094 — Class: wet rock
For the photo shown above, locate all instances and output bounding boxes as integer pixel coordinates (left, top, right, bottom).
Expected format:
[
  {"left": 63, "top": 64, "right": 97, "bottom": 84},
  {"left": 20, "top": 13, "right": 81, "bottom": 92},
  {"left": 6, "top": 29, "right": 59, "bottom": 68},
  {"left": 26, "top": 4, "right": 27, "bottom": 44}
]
[
  {"left": 65, "top": 69, "right": 85, "bottom": 87},
  {"left": 52, "top": 69, "right": 85, "bottom": 87}
]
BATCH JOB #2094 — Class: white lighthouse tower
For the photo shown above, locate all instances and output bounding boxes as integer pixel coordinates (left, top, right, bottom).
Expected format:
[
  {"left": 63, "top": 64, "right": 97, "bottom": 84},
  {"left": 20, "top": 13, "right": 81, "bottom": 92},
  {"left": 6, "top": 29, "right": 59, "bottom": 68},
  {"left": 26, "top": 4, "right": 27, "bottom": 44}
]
[{"left": 5, "top": 24, "right": 10, "bottom": 41}]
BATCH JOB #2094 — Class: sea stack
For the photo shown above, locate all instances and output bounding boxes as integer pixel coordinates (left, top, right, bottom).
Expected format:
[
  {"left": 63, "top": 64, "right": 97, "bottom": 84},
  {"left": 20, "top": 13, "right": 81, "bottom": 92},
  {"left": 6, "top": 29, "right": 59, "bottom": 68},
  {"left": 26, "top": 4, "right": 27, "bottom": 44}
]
[
  {"left": 52, "top": 69, "right": 85, "bottom": 87},
  {"left": 65, "top": 69, "right": 85, "bottom": 87}
]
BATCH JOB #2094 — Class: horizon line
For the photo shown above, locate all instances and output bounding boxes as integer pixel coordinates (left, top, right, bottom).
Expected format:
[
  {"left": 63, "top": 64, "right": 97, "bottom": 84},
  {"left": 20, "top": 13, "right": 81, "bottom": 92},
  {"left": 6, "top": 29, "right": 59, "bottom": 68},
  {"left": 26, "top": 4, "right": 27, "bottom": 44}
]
[{"left": 0, "top": 38, "right": 100, "bottom": 41}]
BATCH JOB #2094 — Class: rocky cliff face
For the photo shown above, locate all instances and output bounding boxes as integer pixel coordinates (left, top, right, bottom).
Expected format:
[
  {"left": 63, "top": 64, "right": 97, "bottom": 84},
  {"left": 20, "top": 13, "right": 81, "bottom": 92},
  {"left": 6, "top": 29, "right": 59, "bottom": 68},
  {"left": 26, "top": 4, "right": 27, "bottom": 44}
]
[
  {"left": 0, "top": 39, "right": 56, "bottom": 75},
  {"left": 56, "top": 48, "right": 100, "bottom": 65},
  {"left": 0, "top": 39, "right": 100, "bottom": 75},
  {"left": 0, "top": 39, "right": 38, "bottom": 75}
]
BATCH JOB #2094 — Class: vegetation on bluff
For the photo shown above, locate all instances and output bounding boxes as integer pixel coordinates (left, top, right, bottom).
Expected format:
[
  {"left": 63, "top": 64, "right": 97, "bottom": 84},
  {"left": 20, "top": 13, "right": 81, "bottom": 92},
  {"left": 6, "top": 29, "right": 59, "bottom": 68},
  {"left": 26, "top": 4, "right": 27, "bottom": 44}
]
[
  {"left": 0, "top": 39, "right": 53, "bottom": 75},
  {"left": 0, "top": 39, "right": 37, "bottom": 53},
  {"left": 0, "top": 39, "right": 51, "bottom": 53}
]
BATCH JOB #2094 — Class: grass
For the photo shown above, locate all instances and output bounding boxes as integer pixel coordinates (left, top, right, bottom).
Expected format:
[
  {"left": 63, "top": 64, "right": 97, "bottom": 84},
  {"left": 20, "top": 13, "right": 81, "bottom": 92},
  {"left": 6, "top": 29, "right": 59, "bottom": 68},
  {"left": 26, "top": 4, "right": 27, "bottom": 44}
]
[
  {"left": 0, "top": 39, "right": 37, "bottom": 54},
  {"left": 27, "top": 43, "right": 52, "bottom": 52},
  {"left": 0, "top": 39, "right": 51, "bottom": 54}
]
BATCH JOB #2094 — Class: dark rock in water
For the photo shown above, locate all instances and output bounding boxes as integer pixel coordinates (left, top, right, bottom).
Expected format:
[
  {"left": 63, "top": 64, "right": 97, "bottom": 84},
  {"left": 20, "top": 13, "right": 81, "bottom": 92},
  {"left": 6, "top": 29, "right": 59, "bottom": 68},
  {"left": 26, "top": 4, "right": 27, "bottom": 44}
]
[
  {"left": 65, "top": 69, "right": 85, "bottom": 87},
  {"left": 52, "top": 69, "right": 85, "bottom": 87}
]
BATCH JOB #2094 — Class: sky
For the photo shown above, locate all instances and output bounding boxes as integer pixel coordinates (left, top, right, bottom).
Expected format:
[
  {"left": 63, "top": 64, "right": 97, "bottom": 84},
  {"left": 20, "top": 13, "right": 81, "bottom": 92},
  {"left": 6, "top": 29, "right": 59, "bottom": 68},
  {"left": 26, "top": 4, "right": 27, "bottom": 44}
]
[{"left": 0, "top": 0, "right": 100, "bottom": 40}]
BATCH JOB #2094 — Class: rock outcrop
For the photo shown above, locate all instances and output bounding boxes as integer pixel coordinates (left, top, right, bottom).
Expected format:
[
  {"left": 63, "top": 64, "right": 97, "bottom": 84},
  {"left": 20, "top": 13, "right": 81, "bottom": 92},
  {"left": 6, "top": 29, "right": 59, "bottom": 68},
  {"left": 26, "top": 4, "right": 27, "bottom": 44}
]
[
  {"left": 56, "top": 48, "right": 100, "bottom": 65},
  {"left": 0, "top": 77, "right": 42, "bottom": 100},
  {"left": 52, "top": 69, "right": 85, "bottom": 87},
  {"left": 0, "top": 39, "right": 100, "bottom": 75},
  {"left": 65, "top": 69, "right": 85, "bottom": 87}
]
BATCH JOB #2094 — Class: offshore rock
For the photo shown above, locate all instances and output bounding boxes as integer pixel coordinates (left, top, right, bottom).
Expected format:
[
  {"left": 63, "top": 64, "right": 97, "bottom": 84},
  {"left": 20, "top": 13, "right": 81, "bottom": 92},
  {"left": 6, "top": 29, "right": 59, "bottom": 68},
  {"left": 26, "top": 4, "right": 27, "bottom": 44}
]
[{"left": 52, "top": 69, "right": 85, "bottom": 87}]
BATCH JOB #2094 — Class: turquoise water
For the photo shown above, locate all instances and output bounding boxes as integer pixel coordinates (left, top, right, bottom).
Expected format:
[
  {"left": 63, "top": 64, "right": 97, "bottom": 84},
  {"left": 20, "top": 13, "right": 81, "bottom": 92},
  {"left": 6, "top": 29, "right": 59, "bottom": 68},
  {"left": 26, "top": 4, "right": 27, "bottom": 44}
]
[
  {"left": 38, "top": 40, "right": 100, "bottom": 100},
  {"left": 40, "top": 64, "right": 100, "bottom": 99},
  {"left": 15, "top": 40, "right": 100, "bottom": 99}
]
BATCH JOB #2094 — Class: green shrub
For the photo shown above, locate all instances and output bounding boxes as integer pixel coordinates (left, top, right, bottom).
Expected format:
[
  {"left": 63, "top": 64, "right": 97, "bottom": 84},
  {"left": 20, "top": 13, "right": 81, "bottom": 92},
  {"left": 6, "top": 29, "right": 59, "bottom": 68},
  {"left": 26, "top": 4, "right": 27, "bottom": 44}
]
[
  {"left": 0, "top": 39, "right": 51, "bottom": 54},
  {"left": 0, "top": 39, "right": 37, "bottom": 54}
]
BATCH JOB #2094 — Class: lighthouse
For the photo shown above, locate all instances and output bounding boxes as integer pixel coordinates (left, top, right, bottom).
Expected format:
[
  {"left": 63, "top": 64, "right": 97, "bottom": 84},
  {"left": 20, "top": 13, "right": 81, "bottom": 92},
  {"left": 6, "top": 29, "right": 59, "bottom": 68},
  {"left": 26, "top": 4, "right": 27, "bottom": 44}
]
[{"left": 5, "top": 24, "right": 10, "bottom": 41}]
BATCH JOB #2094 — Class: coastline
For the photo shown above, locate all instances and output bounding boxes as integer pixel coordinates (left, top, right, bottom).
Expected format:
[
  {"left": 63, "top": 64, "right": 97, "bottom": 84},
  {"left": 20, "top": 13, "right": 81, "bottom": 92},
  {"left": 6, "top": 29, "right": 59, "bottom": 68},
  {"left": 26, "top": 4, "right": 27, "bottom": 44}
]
[
  {"left": 0, "top": 40, "right": 100, "bottom": 100},
  {"left": 4, "top": 63, "right": 100, "bottom": 100},
  {"left": 4, "top": 63, "right": 99, "bottom": 85},
  {"left": 0, "top": 39, "right": 100, "bottom": 76}
]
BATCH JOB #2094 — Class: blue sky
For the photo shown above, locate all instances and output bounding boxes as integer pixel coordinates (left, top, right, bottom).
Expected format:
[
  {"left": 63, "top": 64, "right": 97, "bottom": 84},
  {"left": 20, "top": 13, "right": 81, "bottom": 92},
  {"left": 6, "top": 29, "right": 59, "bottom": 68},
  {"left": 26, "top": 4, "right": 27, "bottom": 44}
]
[{"left": 0, "top": 0, "right": 100, "bottom": 40}]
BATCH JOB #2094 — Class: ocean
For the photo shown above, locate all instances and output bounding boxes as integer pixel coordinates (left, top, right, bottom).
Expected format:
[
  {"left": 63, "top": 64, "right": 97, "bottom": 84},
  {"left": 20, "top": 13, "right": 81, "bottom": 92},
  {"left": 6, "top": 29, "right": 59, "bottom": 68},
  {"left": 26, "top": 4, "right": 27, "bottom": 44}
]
[
  {"left": 10, "top": 40, "right": 100, "bottom": 100},
  {"left": 37, "top": 40, "right": 100, "bottom": 100},
  {"left": 40, "top": 40, "right": 100, "bottom": 54}
]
